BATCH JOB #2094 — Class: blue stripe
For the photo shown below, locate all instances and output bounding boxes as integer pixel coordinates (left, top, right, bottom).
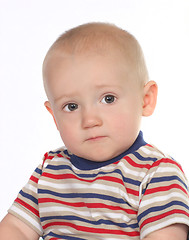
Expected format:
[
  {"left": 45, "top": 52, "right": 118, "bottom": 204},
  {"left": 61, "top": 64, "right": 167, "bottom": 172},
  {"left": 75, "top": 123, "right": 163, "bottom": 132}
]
[
  {"left": 47, "top": 164, "right": 73, "bottom": 171},
  {"left": 122, "top": 174, "right": 141, "bottom": 186},
  {"left": 38, "top": 189, "right": 131, "bottom": 206},
  {"left": 35, "top": 167, "right": 42, "bottom": 175},
  {"left": 142, "top": 175, "right": 188, "bottom": 195},
  {"left": 49, "top": 150, "right": 62, "bottom": 155},
  {"left": 133, "top": 152, "right": 157, "bottom": 162},
  {"left": 40, "top": 215, "right": 138, "bottom": 229},
  {"left": 137, "top": 200, "right": 189, "bottom": 222},
  {"left": 19, "top": 190, "right": 38, "bottom": 204},
  {"left": 150, "top": 175, "right": 188, "bottom": 190}
]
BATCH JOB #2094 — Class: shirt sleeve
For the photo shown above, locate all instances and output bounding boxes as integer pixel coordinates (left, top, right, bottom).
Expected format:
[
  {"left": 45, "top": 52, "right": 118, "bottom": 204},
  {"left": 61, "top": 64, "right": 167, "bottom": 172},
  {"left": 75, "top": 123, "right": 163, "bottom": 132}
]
[
  {"left": 8, "top": 162, "right": 44, "bottom": 236},
  {"left": 138, "top": 157, "right": 189, "bottom": 239}
]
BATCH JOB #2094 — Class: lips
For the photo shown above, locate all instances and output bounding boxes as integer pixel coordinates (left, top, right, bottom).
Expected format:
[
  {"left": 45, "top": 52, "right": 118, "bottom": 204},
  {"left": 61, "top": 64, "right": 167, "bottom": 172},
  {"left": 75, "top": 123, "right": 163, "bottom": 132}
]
[{"left": 86, "top": 136, "right": 106, "bottom": 141}]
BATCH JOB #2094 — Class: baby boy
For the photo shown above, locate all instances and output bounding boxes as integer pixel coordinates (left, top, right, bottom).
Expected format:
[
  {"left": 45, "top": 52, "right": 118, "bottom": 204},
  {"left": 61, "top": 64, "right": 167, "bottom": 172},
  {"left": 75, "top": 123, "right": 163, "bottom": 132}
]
[{"left": 0, "top": 22, "right": 189, "bottom": 240}]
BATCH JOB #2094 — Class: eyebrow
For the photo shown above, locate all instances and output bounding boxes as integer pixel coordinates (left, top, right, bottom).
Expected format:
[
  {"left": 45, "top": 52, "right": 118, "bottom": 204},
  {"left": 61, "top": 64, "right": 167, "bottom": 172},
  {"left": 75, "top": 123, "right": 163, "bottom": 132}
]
[
  {"left": 53, "top": 84, "right": 122, "bottom": 103},
  {"left": 54, "top": 93, "right": 78, "bottom": 103},
  {"left": 94, "top": 84, "right": 123, "bottom": 92}
]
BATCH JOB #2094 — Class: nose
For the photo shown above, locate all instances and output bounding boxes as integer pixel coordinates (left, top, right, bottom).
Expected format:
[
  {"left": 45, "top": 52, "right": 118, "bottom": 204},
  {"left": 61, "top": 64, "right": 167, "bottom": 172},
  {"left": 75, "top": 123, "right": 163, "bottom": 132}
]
[{"left": 81, "top": 107, "right": 103, "bottom": 129}]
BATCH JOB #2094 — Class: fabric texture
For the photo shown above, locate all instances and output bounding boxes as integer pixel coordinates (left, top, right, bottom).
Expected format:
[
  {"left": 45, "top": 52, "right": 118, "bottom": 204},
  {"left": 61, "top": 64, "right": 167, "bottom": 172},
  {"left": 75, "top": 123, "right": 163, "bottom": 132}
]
[{"left": 8, "top": 132, "right": 189, "bottom": 239}]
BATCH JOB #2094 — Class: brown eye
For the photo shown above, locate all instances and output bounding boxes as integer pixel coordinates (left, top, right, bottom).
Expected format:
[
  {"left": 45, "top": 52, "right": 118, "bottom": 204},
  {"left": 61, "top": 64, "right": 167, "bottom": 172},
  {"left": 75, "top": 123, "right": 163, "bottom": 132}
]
[
  {"left": 102, "top": 95, "right": 116, "bottom": 104},
  {"left": 64, "top": 103, "right": 78, "bottom": 112}
]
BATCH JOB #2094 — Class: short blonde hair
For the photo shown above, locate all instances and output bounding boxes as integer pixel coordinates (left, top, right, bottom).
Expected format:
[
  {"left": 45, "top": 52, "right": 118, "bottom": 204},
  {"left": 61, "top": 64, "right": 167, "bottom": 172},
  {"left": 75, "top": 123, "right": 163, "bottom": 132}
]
[{"left": 43, "top": 22, "right": 149, "bottom": 91}]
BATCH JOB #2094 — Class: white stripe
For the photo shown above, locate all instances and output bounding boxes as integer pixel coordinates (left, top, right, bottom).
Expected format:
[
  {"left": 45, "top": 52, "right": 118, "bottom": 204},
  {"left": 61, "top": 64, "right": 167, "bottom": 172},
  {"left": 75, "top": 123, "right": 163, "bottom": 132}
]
[
  {"left": 40, "top": 205, "right": 91, "bottom": 216},
  {"left": 51, "top": 228, "right": 116, "bottom": 239},
  {"left": 44, "top": 157, "right": 70, "bottom": 169},
  {"left": 92, "top": 211, "right": 131, "bottom": 222},
  {"left": 139, "top": 192, "right": 189, "bottom": 208},
  {"left": 40, "top": 205, "right": 131, "bottom": 222},
  {"left": 9, "top": 205, "right": 43, "bottom": 234},
  {"left": 24, "top": 183, "right": 37, "bottom": 194},
  {"left": 50, "top": 227, "right": 72, "bottom": 235},
  {"left": 157, "top": 166, "right": 185, "bottom": 179},
  {"left": 141, "top": 217, "right": 189, "bottom": 239},
  {"left": 140, "top": 146, "right": 164, "bottom": 158},
  {"left": 119, "top": 161, "right": 146, "bottom": 178},
  {"left": 52, "top": 157, "right": 70, "bottom": 163},
  {"left": 38, "top": 179, "right": 138, "bottom": 206},
  {"left": 101, "top": 239, "right": 123, "bottom": 240}
]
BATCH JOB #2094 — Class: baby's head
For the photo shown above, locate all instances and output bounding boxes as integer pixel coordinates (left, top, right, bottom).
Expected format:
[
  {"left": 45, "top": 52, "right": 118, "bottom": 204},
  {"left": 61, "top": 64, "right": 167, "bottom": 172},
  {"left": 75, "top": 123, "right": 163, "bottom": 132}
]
[
  {"left": 43, "top": 22, "right": 149, "bottom": 97},
  {"left": 43, "top": 22, "right": 157, "bottom": 162}
]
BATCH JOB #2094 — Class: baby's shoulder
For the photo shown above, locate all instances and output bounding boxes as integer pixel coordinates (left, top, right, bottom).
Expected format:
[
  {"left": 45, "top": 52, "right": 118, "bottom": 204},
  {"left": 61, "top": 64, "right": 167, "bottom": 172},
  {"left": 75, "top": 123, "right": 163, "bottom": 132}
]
[
  {"left": 137, "top": 143, "right": 176, "bottom": 164},
  {"left": 42, "top": 146, "right": 71, "bottom": 166},
  {"left": 137, "top": 143, "right": 183, "bottom": 174}
]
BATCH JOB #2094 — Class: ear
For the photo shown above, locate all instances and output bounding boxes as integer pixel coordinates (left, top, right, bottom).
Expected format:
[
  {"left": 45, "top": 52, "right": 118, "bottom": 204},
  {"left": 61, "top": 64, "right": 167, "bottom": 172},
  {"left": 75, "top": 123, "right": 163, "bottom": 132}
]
[
  {"left": 44, "top": 101, "right": 58, "bottom": 129},
  {"left": 142, "top": 81, "right": 158, "bottom": 117}
]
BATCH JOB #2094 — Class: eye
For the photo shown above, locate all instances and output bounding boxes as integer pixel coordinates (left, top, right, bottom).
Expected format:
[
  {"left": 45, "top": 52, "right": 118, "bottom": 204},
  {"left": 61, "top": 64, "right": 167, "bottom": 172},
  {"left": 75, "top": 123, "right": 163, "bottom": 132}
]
[
  {"left": 64, "top": 103, "right": 78, "bottom": 112},
  {"left": 101, "top": 95, "right": 116, "bottom": 104}
]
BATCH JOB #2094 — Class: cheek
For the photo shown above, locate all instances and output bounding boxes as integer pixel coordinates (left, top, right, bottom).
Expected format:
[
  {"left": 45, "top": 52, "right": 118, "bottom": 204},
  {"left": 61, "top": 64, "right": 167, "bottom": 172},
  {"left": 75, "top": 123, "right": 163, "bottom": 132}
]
[
  {"left": 56, "top": 117, "right": 82, "bottom": 153},
  {"left": 109, "top": 109, "right": 141, "bottom": 135},
  {"left": 116, "top": 115, "right": 130, "bottom": 130},
  {"left": 58, "top": 124, "right": 76, "bottom": 143}
]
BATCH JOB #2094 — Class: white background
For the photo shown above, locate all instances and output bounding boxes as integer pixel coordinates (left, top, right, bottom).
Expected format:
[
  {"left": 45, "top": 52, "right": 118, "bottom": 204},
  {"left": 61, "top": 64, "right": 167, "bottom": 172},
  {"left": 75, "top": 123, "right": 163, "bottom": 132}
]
[{"left": 0, "top": 0, "right": 189, "bottom": 220}]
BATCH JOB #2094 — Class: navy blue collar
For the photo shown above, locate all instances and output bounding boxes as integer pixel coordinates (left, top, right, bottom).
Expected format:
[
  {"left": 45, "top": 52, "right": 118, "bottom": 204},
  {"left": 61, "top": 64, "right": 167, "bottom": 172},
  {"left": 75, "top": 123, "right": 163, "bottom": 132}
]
[{"left": 70, "top": 131, "right": 146, "bottom": 170}]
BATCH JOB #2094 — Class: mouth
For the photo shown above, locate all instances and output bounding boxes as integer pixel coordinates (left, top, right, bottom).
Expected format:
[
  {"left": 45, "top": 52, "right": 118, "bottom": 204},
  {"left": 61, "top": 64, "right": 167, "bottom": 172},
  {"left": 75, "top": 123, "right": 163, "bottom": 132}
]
[{"left": 86, "top": 136, "right": 107, "bottom": 142}]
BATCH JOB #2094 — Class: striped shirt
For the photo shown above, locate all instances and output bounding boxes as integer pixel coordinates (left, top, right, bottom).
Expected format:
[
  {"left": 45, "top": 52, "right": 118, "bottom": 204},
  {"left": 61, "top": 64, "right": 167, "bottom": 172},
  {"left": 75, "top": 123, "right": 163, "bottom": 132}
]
[{"left": 9, "top": 132, "right": 189, "bottom": 239}]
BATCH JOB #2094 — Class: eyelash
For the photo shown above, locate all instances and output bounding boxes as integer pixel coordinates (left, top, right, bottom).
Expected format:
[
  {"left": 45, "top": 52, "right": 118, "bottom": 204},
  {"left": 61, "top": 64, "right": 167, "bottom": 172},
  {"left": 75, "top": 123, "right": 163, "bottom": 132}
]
[
  {"left": 63, "top": 94, "right": 116, "bottom": 112},
  {"left": 63, "top": 103, "right": 78, "bottom": 112},
  {"left": 101, "top": 94, "right": 116, "bottom": 104}
]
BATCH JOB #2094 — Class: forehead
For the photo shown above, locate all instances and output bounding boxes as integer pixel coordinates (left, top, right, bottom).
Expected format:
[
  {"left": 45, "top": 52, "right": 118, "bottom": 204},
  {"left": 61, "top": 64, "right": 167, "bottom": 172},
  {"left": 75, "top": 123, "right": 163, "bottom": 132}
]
[
  {"left": 43, "top": 50, "right": 138, "bottom": 102},
  {"left": 44, "top": 47, "right": 135, "bottom": 82}
]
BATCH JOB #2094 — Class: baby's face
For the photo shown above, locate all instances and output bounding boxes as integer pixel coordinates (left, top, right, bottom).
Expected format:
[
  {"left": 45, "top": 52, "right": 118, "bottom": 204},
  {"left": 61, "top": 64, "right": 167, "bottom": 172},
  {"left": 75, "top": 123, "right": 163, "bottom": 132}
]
[{"left": 44, "top": 51, "right": 144, "bottom": 162}]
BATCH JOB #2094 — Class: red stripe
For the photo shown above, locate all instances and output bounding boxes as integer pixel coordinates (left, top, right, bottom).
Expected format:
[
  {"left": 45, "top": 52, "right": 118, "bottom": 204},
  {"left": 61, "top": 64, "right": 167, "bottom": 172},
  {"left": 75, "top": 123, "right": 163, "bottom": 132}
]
[
  {"left": 124, "top": 156, "right": 184, "bottom": 173},
  {"left": 43, "top": 153, "right": 70, "bottom": 166},
  {"left": 126, "top": 188, "right": 139, "bottom": 196},
  {"left": 44, "top": 153, "right": 54, "bottom": 160},
  {"left": 57, "top": 153, "right": 70, "bottom": 160},
  {"left": 57, "top": 153, "right": 64, "bottom": 158},
  {"left": 152, "top": 158, "right": 184, "bottom": 173},
  {"left": 38, "top": 197, "right": 85, "bottom": 207},
  {"left": 123, "top": 156, "right": 151, "bottom": 169},
  {"left": 140, "top": 209, "right": 189, "bottom": 229},
  {"left": 146, "top": 144, "right": 153, "bottom": 148},
  {"left": 15, "top": 198, "right": 39, "bottom": 217},
  {"left": 144, "top": 184, "right": 188, "bottom": 196},
  {"left": 44, "top": 152, "right": 48, "bottom": 160},
  {"left": 42, "top": 172, "right": 124, "bottom": 185},
  {"left": 38, "top": 197, "right": 137, "bottom": 215},
  {"left": 44, "top": 152, "right": 70, "bottom": 159},
  {"left": 30, "top": 175, "right": 39, "bottom": 183},
  {"left": 43, "top": 221, "right": 139, "bottom": 236}
]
